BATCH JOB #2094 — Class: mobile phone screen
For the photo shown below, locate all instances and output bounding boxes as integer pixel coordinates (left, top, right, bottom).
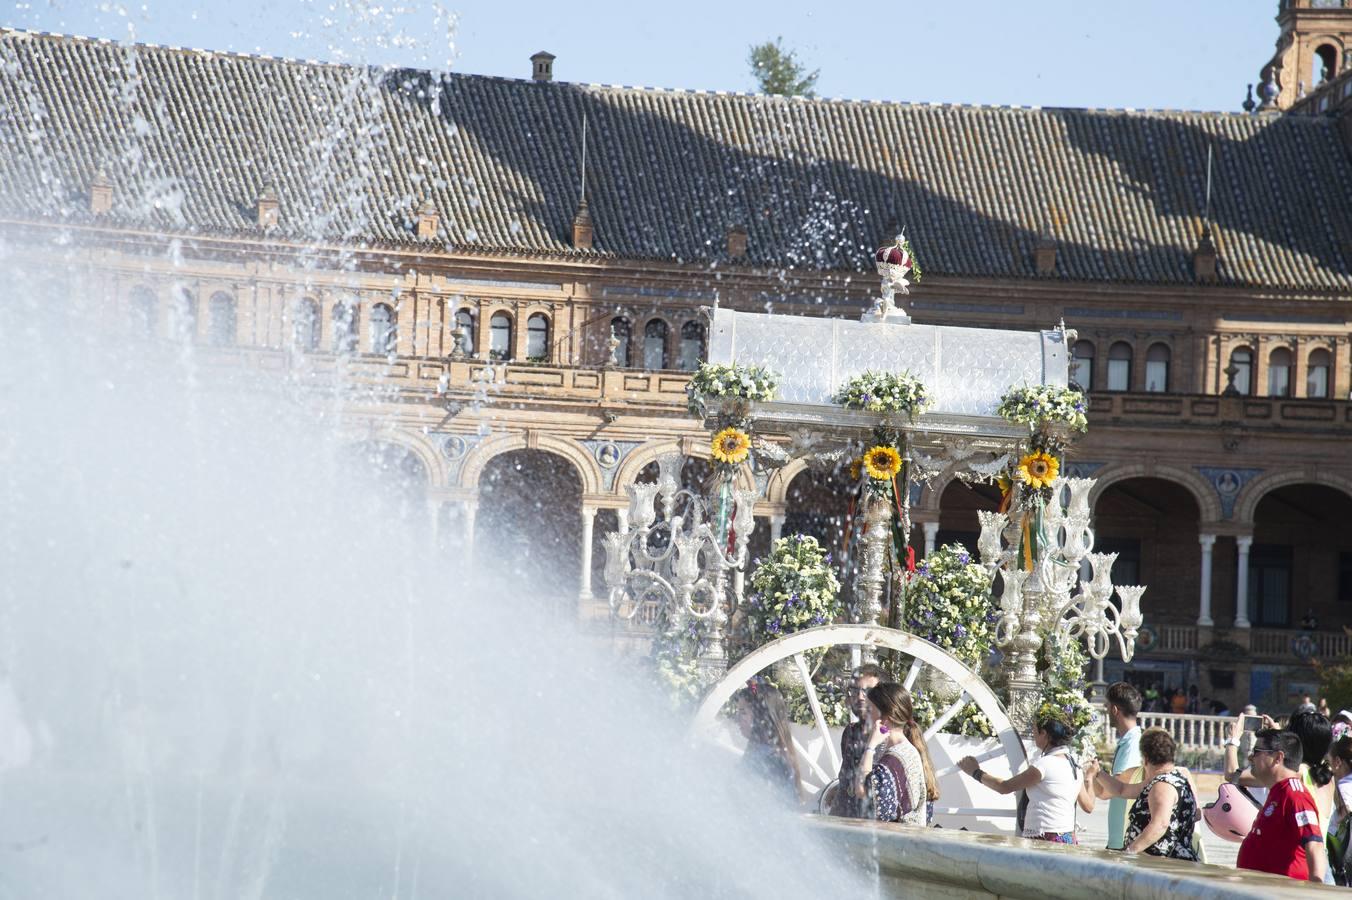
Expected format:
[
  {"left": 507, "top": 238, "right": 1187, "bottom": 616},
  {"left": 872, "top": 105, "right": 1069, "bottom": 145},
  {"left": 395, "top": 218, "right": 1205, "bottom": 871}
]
[{"left": 1243, "top": 715, "right": 1263, "bottom": 731}]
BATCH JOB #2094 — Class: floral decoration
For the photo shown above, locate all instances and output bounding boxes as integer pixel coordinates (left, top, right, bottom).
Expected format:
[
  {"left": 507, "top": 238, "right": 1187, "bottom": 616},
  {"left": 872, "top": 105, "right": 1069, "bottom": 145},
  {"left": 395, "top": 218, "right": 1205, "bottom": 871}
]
[
  {"left": 902, "top": 544, "right": 996, "bottom": 670},
  {"left": 744, "top": 535, "right": 843, "bottom": 643},
  {"left": 711, "top": 427, "right": 751, "bottom": 465},
  {"left": 833, "top": 370, "right": 930, "bottom": 417},
  {"left": 911, "top": 688, "right": 994, "bottom": 739},
  {"left": 862, "top": 445, "right": 903, "bottom": 481},
  {"left": 1016, "top": 450, "right": 1060, "bottom": 490},
  {"left": 1034, "top": 629, "right": 1099, "bottom": 756},
  {"left": 686, "top": 362, "right": 780, "bottom": 418},
  {"left": 997, "top": 384, "right": 1088, "bottom": 435}
]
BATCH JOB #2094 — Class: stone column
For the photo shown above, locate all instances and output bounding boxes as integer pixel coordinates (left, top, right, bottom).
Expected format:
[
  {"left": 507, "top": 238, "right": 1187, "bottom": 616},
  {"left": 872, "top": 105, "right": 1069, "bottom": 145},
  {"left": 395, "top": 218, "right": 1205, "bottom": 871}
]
[
  {"left": 1292, "top": 338, "right": 1308, "bottom": 398},
  {"left": 461, "top": 500, "right": 478, "bottom": 568},
  {"left": 1197, "top": 533, "right": 1216, "bottom": 627},
  {"left": 579, "top": 506, "right": 597, "bottom": 607},
  {"left": 427, "top": 497, "right": 442, "bottom": 554},
  {"left": 769, "top": 515, "right": 785, "bottom": 543},
  {"left": 1234, "top": 535, "right": 1253, "bottom": 628},
  {"left": 922, "top": 521, "right": 940, "bottom": 556}
]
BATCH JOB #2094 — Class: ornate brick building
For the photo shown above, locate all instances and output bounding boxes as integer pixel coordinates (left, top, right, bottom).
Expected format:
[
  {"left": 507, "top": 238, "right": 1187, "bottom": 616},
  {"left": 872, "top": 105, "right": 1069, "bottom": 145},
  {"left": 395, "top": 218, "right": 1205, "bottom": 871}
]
[{"left": 2, "top": 11, "right": 1350, "bottom": 709}]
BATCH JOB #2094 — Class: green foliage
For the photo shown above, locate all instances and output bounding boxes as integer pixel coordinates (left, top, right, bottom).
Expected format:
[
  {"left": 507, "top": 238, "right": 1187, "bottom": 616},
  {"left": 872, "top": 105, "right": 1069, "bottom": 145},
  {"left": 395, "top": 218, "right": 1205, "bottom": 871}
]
[
  {"left": 902, "top": 544, "right": 996, "bottom": 669},
  {"left": 747, "top": 37, "right": 819, "bottom": 97},
  {"left": 745, "top": 534, "right": 842, "bottom": 642},
  {"left": 1315, "top": 654, "right": 1352, "bottom": 714}
]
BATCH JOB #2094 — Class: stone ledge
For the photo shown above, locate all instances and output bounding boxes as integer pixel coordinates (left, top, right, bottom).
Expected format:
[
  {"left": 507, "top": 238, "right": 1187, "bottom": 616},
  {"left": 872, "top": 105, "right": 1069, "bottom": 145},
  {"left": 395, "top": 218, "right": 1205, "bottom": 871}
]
[{"left": 808, "top": 815, "right": 1342, "bottom": 899}]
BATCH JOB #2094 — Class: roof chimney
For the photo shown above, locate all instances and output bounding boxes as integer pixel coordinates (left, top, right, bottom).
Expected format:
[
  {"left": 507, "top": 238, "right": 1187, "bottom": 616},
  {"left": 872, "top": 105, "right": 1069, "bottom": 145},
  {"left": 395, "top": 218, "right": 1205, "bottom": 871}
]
[
  {"left": 571, "top": 200, "right": 594, "bottom": 250},
  {"left": 89, "top": 170, "right": 113, "bottom": 215},
  {"left": 415, "top": 198, "right": 440, "bottom": 240},
  {"left": 726, "top": 224, "right": 748, "bottom": 259},
  {"left": 530, "top": 51, "right": 555, "bottom": 83},
  {"left": 1034, "top": 236, "right": 1057, "bottom": 275},
  {"left": 256, "top": 184, "right": 279, "bottom": 230},
  {"left": 1193, "top": 225, "right": 1218, "bottom": 282}
]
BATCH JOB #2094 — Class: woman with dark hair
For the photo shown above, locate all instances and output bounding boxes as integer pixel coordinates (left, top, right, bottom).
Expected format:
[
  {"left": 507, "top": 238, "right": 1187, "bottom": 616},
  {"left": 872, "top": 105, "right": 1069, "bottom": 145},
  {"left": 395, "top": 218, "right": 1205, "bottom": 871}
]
[
  {"left": 958, "top": 713, "right": 1095, "bottom": 843},
  {"left": 733, "top": 677, "right": 802, "bottom": 807},
  {"left": 1088, "top": 728, "right": 1199, "bottom": 860},
  {"left": 1328, "top": 735, "right": 1352, "bottom": 885},
  {"left": 857, "top": 682, "right": 938, "bottom": 825}
]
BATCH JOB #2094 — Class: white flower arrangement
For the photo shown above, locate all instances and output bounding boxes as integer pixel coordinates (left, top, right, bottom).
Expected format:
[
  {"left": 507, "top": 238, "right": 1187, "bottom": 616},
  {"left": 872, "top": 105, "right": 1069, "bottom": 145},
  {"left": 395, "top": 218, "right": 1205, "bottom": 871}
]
[
  {"left": 686, "top": 362, "right": 780, "bottom": 417},
  {"left": 902, "top": 543, "right": 996, "bottom": 670},
  {"left": 997, "top": 384, "right": 1089, "bottom": 434},
  {"left": 745, "top": 535, "right": 842, "bottom": 643},
  {"left": 833, "top": 370, "right": 930, "bottom": 417}
]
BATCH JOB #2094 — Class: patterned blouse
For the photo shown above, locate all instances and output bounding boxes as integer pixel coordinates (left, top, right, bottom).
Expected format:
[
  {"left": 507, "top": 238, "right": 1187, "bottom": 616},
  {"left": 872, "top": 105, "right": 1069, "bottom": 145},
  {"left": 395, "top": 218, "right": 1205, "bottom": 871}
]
[
  {"left": 1124, "top": 769, "right": 1199, "bottom": 860},
  {"left": 868, "top": 739, "right": 928, "bottom": 826}
]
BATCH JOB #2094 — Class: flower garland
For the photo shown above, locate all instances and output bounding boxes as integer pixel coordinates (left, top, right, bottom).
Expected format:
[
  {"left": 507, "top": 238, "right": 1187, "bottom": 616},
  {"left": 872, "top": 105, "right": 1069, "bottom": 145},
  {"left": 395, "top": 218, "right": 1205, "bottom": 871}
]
[
  {"left": 901, "top": 544, "right": 996, "bottom": 669},
  {"left": 1034, "top": 630, "right": 1099, "bottom": 755},
  {"left": 833, "top": 370, "right": 930, "bottom": 417},
  {"left": 686, "top": 362, "right": 780, "bottom": 419},
  {"left": 744, "top": 535, "right": 843, "bottom": 644},
  {"left": 997, "top": 384, "right": 1088, "bottom": 435}
]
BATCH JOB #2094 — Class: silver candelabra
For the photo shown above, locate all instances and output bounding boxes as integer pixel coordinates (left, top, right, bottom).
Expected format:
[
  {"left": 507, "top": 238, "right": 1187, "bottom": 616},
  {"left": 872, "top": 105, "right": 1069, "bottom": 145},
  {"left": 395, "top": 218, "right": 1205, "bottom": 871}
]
[
  {"left": 976, "top": 476, "right": 1144, "bottom": 732},
  {"left": 602, "top": 451, "right": 756, "bottom": 668}
]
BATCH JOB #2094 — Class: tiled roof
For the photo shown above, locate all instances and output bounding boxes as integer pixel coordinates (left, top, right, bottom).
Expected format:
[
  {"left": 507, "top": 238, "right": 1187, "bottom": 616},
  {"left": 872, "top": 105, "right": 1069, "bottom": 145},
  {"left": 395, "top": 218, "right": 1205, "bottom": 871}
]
[{"left": 2, "top": 29, "right": 1351, "bottom": 291}]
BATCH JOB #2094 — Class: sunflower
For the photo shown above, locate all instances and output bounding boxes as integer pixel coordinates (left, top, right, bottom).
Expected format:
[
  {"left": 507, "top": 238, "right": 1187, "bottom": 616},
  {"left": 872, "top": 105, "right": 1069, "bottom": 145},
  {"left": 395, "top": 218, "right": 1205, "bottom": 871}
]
[
  {"left": 711, "top": 427, "right": 751, "bottom": 465},
  {"left": 862, "top": 445, "right": 903, "bottom": 481},
  {"left": 848, "top": 456, "right": 863, "bottom": 482},
  {"left": 1016, "top": 451, "right": 1060, "bottom": 489}
]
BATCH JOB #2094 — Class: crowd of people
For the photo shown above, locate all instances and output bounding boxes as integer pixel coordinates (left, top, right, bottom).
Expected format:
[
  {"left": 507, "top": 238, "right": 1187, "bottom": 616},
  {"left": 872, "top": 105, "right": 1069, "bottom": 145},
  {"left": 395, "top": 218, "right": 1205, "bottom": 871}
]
[{"left": 732, "top": 670, "right": 1352, "bottom": 886}]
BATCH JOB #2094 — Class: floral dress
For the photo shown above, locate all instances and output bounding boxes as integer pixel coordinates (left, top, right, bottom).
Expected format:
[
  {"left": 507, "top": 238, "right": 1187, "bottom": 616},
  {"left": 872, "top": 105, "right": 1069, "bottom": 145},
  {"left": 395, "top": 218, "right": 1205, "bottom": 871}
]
[
  {"left": 868, "top": 740, "right": 928, "bottom": 825},
  {"left": 1124, "top": 769, "right": 1199, "bottom": 860}
]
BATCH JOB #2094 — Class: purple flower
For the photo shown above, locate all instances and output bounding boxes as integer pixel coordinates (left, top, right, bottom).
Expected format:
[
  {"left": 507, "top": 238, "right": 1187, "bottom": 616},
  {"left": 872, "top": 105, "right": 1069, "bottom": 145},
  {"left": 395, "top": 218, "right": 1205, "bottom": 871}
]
[
  {"left": 954, "top": 624, "right": 967, "bottom": 638},
  {"left": 957, "top": 552, "right": 970, "bottom": 565}
]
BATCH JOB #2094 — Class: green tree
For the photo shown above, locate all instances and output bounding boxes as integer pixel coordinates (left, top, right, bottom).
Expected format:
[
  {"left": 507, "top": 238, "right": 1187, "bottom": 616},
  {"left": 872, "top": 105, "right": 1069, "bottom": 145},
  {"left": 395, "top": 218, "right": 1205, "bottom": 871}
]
[{"left": 747, "top": 38, "right": 819, "bottom": 98}]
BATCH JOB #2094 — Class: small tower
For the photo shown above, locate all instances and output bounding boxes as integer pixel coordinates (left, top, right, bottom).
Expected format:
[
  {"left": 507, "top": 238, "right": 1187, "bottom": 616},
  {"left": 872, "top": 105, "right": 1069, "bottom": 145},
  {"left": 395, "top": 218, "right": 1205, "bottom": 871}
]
[
  {"left": 1255, "top": 0, "right": 1352, "bottom": 111},
  {"left": 530, "top": 51, "right": 555, "bottom": 83}
]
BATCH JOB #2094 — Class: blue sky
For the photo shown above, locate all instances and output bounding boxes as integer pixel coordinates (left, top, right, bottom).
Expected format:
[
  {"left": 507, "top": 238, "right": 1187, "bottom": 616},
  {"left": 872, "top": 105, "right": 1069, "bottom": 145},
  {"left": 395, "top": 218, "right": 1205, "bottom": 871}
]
[{"left": 7, "top": 0, "right": 1279, "bottom": 111}]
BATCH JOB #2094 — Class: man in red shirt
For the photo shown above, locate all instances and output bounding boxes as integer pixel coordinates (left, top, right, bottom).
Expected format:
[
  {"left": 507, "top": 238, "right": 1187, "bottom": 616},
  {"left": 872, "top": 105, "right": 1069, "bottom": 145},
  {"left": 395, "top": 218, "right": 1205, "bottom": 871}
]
[{"left": 1237, "top": 730, "right": 1328, "bottom": 882}]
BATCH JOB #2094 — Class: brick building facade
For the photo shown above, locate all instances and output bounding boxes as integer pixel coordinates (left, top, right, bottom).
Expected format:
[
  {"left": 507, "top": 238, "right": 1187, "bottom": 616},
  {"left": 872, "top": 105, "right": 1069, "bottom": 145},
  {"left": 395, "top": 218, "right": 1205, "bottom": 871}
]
[{"left": 2, "top": 9, "right": 1351, "bottom": 709}]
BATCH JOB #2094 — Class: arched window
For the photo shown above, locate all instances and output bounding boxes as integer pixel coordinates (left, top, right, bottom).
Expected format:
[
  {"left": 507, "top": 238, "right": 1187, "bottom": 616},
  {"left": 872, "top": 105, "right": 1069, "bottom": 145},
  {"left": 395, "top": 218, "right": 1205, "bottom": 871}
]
[
  {"left": 454, "top": 308, "right": 476, "bottom": 355},
  {"left": 526, "top": 313, "right": 550, "bottom": 361},
  {"left": 370, "top": 302, "right": 396, "bottom": 354},
  {"left": 489, "top": 311, "right": 513, "bottom": 360},
  {"left": 1229, "top": 347, "right": 1253, "bottom": 395},
  {"left": 1267, "top": 346, "right": 1292, "bottom": 397},
  {"left": 208, "top": 292, "right": 236, "bottom": 347},
  {"left": 1107, "top": 341, "right": 1133, "bottom": 392},
  {"left": 643, "top": 319, "right": 668, "bottom": 371},
  {"left": 1307, "top": 347, "right": 1332, "bottom": 398},
  {"left": 169, "top": 286, "right": 196, "bottom": 343},
  {"left": 678, "top": 320, "right": 705, "bottom": 371},
  {"left": 1145, "top": 343, "right": 1171, "bottom": 393},
  {"left": 1315, "top": 43, "right": 1338, "bottom": 85},
  {"left": 609, "top": 316, "right": 632, "bottom": 367},
  {"left": 1069, "top": 340, "right": 1095, "bottom": 391},
  {"left": 293, "top": 297, "right": 320, "bottom": 351},
  {"left": 332, "top": 298, "right": 359, "bottom": 353},
  {"left": 129, "top": 287, "right": 156, "bottom": 339}
]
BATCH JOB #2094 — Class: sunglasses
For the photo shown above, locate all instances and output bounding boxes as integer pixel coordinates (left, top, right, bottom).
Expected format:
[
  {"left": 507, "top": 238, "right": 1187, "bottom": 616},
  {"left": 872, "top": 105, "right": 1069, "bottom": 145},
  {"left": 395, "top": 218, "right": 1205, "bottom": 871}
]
[{"left": 1249, "top": 747, "right": 1279, "bottom": 758}]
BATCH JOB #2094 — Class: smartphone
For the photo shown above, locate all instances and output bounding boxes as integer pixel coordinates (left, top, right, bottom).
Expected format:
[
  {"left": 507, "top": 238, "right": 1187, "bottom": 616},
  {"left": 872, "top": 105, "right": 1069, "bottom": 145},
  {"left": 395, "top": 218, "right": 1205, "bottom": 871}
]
[{"left": 1243, "top": 715, "right": 1263, "bottom": 731}]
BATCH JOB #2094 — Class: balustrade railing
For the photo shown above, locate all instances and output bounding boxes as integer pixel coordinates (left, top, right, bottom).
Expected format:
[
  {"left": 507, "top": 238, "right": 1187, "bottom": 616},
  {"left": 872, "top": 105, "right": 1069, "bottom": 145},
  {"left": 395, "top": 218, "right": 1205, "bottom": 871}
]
[{"left": 1097, "top": 710, "right": 1232, "bottom": 752}]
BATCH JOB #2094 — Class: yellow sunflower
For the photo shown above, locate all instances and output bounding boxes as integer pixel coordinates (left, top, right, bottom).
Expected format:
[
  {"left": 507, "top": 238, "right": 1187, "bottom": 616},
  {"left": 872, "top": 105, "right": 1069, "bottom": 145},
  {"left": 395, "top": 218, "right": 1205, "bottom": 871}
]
[
  {"left": 711, "top": 427, "right": 751, "bottom": 465},
  {"left": 995, "top": 472, "right": 1012, "bottom": 495},
  {"left": 1016, "top": 451, "right": 1060, "bottom": 489},
  {"left": 862, "top": 445, "right": 903, "bottom": 481},
  {"left": 848, "top": 456, "right": 863, "bottom": 481}
]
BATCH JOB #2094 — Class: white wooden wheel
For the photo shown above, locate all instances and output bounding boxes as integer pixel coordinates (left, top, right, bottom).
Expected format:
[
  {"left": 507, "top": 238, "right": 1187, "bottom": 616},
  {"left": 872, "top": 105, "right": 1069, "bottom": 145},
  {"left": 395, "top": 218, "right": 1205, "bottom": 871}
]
[{"left": 693, "top": 623, "right": 1028, "bottom": 833}]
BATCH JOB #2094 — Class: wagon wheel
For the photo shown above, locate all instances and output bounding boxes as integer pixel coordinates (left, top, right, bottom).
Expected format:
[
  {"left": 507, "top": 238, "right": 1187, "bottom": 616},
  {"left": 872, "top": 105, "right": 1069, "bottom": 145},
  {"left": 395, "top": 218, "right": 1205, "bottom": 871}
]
[{"left": 692, "top": 623, "right": 1027, "bottom": 832}]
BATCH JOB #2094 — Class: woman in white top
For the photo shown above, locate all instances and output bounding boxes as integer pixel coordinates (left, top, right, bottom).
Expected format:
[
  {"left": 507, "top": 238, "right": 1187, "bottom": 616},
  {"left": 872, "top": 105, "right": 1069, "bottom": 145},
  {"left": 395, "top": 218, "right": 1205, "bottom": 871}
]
[{"left": 958, "top": 714, "right": 1095, "bottom": 843}]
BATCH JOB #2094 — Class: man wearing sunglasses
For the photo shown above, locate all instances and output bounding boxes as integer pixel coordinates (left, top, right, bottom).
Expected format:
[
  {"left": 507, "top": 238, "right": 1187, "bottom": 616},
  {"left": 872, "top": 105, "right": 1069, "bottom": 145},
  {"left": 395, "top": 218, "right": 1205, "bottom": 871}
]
[
  {"left": 828, "top": 664, "right": 888, "bottom": 818},
  {"left": 1237, "top": 729, "right": 1329, "bottom": 882}
]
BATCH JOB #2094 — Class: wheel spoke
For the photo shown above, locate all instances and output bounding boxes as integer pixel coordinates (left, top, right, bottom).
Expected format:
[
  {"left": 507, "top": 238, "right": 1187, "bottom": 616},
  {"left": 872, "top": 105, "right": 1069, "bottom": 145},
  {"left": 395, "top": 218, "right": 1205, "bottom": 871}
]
[
  {"left": 924, "top": 691, "right": 970, "bottom": 741},
  {"left": 902, "top": 656, "right": 923, "bottom": 691},
  {"left": 793, "top": 653, "right": 840, "bottom": 775},
  {"left": 789, "top": 733, "right": 832, "bottom": 786},
  {"left": 934, "top": 744, "right": 1006, "bottom": 778}
]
